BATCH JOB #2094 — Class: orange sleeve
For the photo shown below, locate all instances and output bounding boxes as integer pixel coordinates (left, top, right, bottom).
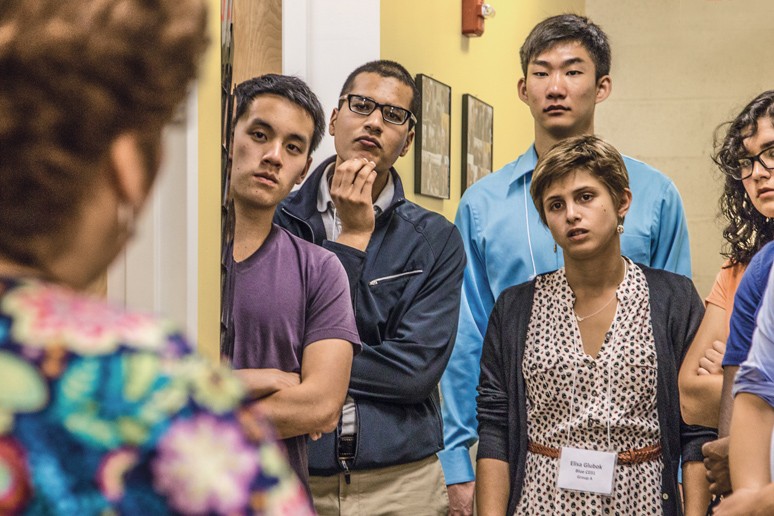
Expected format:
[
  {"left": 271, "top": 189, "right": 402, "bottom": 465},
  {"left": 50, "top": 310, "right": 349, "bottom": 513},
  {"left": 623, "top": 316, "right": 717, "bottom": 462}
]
[{"left": 705, "top": 261, "right": 746, "bottom": 332}]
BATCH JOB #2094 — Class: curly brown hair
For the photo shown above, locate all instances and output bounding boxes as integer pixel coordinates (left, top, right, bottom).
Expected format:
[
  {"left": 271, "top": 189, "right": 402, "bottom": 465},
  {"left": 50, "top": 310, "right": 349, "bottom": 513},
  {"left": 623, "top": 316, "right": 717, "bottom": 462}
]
[
  {"left": 714, "top": 91, "right": 774, "bottom": 266},
  {"left": 0, "top": 0, "right": 208, "bottom": 268}
]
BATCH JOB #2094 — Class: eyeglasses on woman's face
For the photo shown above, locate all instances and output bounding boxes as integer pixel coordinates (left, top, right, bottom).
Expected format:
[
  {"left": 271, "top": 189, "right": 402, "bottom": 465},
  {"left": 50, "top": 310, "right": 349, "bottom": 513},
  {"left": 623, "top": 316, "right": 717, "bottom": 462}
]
[{"left": 732, "top": 144, "right": 774, "bottom": 180}]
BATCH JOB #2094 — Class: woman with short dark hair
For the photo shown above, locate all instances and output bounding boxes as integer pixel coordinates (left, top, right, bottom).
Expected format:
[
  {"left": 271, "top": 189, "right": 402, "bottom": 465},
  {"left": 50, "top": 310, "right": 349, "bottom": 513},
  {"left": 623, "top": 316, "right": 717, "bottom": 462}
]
[{"left": 476, "top": 135, "right": 714, "bottom": 515}]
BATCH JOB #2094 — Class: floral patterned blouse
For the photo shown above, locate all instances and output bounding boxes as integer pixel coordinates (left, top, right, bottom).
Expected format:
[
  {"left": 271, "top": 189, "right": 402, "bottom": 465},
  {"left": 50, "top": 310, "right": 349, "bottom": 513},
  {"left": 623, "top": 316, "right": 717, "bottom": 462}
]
[{"left": 0, "top": 278, "right": 313, "bottom": 515}]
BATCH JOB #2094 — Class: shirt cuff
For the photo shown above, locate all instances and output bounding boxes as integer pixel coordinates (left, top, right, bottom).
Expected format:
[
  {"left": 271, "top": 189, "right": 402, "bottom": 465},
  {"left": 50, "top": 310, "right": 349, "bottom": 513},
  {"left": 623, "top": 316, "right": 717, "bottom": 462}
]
[
  {"left": 438, "top": 447, "right": 475, "bottom": 485},
  {"left": 721, "top": 348, "right": 747, "bottom": 367}
]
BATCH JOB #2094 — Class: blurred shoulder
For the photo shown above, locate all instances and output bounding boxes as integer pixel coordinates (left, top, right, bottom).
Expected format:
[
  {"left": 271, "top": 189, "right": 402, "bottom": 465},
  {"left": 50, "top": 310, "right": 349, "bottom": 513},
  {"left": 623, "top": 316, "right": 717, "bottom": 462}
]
[{"left": 0, "top": 278, "right": 186, "bottom": 358}]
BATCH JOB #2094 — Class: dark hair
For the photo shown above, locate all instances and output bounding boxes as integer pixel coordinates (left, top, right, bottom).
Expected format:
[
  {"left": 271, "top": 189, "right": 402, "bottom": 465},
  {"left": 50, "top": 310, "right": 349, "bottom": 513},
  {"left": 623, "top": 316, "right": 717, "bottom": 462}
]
[
  {"left": 233, "top": 74, "right": 325, "bottom": 155},
  {"left": 531, "top": 135, "right": 629, "bottom": 226},
  {"left": 714, "top": 90, "right": 774, "bottom": 266},
  {"left": 339, "top": 60, "right": 420, "bottom": 124},
  {"left": 520, "top": 14, "right": 611, "bottom": 80},
  {"left": 0, "top": 0, "right": 208, "bottom": 268}
]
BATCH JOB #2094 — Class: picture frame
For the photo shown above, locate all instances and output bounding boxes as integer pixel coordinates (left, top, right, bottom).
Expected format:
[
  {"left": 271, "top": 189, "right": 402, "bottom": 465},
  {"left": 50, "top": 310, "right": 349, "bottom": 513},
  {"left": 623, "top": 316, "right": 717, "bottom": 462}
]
[
  {"left": 414, "top": 74, "right": 451, "bottom": 199},
  {"left": 461, "top": 94, "right": 494, "bottom": 193}
]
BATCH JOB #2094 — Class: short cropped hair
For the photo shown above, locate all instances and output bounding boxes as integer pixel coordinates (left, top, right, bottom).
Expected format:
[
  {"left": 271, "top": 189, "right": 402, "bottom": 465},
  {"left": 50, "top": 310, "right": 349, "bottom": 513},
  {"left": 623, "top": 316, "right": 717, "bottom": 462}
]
[
  {"left": 520, "top": 14, "right": 611, "bottom": 80},
  {"left": 530, "top": 135, "right": 629, "bottom": 225},
  {"left": 234, "top": 74, "right": 326, "bottom": 156},
  {"left": 339, "top": 60, "right": 420, "bottom": 124},
  {"left": 0, "top": 0, "right": 208, "bottom": 268}
]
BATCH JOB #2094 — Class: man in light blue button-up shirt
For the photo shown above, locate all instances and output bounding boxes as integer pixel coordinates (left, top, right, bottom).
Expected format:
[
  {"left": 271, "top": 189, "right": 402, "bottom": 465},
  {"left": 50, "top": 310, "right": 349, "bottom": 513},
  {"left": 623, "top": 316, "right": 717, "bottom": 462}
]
[{"left": 441, "top": 14, "right": 692, "bottom": 514}]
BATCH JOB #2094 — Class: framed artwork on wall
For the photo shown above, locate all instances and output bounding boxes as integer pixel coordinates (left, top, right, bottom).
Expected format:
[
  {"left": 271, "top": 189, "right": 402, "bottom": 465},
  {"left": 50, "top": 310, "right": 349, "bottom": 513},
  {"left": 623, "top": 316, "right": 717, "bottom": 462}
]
[
  {"left": 461, "top": 94, "right": 493, "bottom": 193},
  {"left": 415, "top": 74, "right": 451, "bottom": 199}
]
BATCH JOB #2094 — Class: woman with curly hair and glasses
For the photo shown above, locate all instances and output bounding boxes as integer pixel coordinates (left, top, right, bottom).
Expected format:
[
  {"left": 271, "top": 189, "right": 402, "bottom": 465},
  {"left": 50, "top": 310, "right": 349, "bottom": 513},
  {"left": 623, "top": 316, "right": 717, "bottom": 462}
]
[
  {"left": 0, "top": 1, "right": 312, "bottom": 514},
  {"left": 678, "top": 91, "right": 774, "bottom": 498}
]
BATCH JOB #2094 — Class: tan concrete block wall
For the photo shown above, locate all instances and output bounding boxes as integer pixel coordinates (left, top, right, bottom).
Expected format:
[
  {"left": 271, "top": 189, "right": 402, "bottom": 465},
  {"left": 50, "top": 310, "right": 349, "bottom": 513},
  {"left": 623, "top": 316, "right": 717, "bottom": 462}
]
[{"left": 586, "top": 0, "right": 774, "bottom": 296}]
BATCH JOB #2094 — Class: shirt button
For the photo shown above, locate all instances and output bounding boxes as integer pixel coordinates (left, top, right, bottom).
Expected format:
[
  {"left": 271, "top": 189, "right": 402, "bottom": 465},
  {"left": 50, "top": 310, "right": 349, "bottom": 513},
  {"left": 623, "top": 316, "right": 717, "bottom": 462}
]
[{"left": 662, "top": 493, "right": 669, "bottom": 500}]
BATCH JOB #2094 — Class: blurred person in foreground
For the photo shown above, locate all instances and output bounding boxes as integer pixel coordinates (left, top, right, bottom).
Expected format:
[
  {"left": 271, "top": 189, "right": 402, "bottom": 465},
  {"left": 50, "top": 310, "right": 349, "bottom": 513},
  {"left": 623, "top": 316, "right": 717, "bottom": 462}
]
[{"left": 0, "top": 0, "right": 312, "bottom": 514}]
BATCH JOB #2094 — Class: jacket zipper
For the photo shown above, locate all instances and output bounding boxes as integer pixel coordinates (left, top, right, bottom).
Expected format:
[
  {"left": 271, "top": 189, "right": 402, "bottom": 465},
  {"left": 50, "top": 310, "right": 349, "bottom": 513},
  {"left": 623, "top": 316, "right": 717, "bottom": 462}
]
[
  {"left": 280, "top": 205, "right": 362, "bottom": 319},
  {"left": 280, "top": 207, "right": 317, "bottom": 242},
  {"left": 368, "top": 269, "right": 423, "bottom": 286}
]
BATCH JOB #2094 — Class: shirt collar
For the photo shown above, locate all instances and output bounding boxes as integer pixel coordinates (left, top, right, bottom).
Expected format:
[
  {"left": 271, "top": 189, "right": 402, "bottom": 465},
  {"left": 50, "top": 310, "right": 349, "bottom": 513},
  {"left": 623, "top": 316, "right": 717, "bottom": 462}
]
[
  {"left": 373, "top": 171, "right": 394, "bottom": 216},
  {"left": 508, "top": 144, "right": 539, "bottom": 186},
  {"left": 316, "top": 163, "right": 336, "bottom": 213}
]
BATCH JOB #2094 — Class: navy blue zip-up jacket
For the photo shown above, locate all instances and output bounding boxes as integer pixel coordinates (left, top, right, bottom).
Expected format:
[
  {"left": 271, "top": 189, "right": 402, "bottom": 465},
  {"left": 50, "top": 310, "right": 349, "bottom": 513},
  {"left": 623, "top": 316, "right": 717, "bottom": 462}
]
[{"left": 274, "top": 156, "right": 466, "bottom": 474}]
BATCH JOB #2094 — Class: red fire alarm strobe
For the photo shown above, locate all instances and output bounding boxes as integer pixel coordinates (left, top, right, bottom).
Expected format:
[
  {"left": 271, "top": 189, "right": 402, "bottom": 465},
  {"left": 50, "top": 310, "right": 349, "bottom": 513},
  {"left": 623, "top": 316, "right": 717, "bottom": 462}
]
[{"left": 462, "top": 0, "right": 495, "bottom": 37}]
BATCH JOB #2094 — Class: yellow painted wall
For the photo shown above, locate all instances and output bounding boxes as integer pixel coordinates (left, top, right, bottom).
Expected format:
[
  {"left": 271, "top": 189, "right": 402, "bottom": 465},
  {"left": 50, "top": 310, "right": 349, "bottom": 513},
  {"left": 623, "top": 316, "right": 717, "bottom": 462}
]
[
  {"left": 381, "top": 0, "right": 584, "bottom": 221},
  {"left": 197, "top": 0, "right": 222, "bottom": 362}
]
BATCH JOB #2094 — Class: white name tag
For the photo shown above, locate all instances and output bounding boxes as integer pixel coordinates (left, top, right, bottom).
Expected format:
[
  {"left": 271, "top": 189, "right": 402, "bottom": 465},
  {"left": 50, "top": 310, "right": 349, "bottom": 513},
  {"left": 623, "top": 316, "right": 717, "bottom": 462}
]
[{"left": 556, "top": 446, "right": 617, "bottom": 496}]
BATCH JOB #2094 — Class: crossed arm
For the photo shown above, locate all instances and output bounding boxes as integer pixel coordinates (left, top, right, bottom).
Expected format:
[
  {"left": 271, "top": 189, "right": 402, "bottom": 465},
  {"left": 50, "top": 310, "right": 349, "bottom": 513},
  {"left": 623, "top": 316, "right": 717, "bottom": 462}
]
[
  {"left": 239, "top": 338, "right": 353, "bottom": 439},
  {"left": 678, "top": 303, "right": 727, "bottom": 427}
]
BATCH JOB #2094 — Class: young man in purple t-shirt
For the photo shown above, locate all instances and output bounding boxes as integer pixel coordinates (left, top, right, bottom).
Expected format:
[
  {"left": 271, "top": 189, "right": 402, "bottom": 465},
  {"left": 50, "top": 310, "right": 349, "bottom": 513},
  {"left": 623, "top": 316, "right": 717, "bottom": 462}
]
[{"left": 224, "top": 75, "right": 361, "bottom": 489}]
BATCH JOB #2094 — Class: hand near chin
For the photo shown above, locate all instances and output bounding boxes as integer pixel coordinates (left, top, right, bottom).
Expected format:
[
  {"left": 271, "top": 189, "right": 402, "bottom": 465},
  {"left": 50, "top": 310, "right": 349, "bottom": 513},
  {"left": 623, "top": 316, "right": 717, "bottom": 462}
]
[{"left": 330, "top": 157, "right": 378, "bottom": 251}]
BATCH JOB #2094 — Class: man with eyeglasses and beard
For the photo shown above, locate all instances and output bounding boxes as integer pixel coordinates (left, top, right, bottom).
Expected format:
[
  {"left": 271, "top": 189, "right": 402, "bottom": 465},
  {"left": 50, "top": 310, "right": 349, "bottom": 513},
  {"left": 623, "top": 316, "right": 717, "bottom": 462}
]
[{"left": 275, "top": 60, "right": 465, "bottom": 515}]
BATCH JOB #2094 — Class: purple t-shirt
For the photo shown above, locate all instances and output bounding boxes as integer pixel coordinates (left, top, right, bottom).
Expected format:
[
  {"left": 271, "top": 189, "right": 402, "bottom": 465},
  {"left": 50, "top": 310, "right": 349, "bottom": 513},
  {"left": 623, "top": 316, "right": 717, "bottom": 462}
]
[{"left": 228, "top": 225, "right": 360, "bottom": 488}]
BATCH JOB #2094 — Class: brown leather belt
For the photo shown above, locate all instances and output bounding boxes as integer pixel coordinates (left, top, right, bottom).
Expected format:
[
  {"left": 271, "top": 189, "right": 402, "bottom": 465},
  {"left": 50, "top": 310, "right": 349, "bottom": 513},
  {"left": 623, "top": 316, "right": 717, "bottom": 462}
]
[{"left": 528, "top": 441, "right": 662, "bottom": 465}]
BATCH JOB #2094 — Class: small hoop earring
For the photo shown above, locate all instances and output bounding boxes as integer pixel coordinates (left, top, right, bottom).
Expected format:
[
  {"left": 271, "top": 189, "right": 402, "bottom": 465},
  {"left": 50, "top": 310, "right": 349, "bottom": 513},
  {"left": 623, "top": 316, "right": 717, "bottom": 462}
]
[
  {"left": 117, "top": 202, "right": 136, "bottom": 237},
  {"left": 616, "top": 224, "right": 624, "bottom": 235}
]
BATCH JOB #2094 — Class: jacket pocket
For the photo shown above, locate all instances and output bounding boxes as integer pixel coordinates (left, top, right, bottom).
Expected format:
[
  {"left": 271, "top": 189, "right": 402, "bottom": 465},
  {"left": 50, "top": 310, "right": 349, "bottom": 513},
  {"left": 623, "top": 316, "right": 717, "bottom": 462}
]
[
  {"left": 368, "top": 269, "right": 423, "bottom": 286},
  {"left": 362, "top": 269, "right": 425, "bottom": 338}
]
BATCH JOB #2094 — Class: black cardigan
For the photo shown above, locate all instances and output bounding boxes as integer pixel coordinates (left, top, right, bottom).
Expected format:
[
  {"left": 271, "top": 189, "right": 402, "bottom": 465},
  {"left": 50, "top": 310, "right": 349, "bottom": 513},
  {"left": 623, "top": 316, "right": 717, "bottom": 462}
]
[{"left": 476, "top": 265, "right": 716, "bottom": 515}]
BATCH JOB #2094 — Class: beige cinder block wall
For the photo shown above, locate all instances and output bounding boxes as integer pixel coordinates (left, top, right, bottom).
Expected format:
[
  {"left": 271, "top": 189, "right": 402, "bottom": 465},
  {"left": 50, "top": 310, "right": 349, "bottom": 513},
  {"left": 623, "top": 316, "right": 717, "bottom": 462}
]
[{"left": 586, "top": 0, "right": 774, "bottom": 297}]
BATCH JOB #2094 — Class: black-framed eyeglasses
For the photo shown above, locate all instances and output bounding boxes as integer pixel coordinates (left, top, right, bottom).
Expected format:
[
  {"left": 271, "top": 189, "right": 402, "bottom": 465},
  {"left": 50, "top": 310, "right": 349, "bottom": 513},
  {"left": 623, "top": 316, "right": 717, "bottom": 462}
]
[
  {"left": 732, "top": 144, "right": 774, "bottom": 180},
  {"left": 339, "top": 94, "right": 416, "bottom": 127}
]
